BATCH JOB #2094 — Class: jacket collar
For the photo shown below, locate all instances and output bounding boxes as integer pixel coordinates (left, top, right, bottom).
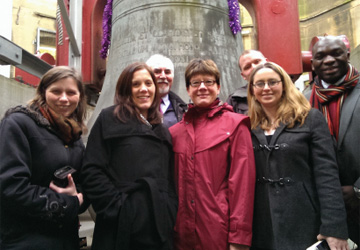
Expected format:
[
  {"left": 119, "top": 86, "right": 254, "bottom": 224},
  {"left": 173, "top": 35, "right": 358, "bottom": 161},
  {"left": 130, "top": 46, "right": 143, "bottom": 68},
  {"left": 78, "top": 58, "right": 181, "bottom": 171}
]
[
  {"left": 252, "top": 122, "right": 287, "bottom": 146},
  {"left": 3, "top": 105, "right": 50, "bottom": 127},
  {"left": 231, "top": 84, "right": 248, "bottom": 98},
  {"left": 184, "top": 99, "right": 232, "bottom": 121},
  {"left": 101, "top": 110, "right": 173, "bottom": 147}
]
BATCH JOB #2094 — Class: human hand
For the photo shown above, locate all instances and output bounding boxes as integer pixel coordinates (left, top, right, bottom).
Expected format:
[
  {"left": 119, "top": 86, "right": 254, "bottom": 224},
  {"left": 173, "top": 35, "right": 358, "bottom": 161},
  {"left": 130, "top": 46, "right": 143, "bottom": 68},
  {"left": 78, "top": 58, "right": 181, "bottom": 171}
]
[
  {"left": 342, "top": 185, "right": 355, "bottom": 201},
  {"left": 229, "top": 243, "right": 249, "bottom": 250},
  {"left": 342, "top": 185, "right": 360, "bottom": 222},
  {"left": 49, "top": 174, "right": 83, "bottom": 205},
  {"left": 317, "top": 234, "right": 349, "bottom": 250}
]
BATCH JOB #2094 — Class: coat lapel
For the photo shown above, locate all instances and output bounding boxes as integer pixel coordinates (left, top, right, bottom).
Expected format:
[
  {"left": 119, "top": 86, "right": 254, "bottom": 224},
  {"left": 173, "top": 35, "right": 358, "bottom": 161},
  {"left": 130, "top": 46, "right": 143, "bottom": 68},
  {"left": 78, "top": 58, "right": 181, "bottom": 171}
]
[
  {"left": 338, "top": 84, "right": 360, "bottom": 146},
  {"left": 252, "top": 126, "right": 267, "bottom": 145},
  {"left": 252, "top": 123, "right": 287, "bottom": 146},
  {"left": 270, "top": 123, "right": 287, "bottom": 145}
]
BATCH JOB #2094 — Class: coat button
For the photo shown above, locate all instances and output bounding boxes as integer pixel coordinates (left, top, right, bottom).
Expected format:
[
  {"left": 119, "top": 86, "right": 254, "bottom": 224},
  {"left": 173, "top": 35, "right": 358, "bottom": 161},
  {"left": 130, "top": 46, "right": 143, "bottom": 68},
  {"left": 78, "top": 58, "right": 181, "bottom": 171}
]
[
  {"left": 191, "top": 200, "right": 194, "bottom": 204},
  {"left": 191, "top": 156, "right": 194, "bottom": 160}
]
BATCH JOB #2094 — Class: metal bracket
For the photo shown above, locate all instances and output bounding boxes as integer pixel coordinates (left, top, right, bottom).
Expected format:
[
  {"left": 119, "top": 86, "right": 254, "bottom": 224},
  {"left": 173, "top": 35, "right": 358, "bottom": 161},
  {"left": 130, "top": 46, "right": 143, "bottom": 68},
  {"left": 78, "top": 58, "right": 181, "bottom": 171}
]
[{"left": 0, "top": 35, "right": 52, "bottom": 78}]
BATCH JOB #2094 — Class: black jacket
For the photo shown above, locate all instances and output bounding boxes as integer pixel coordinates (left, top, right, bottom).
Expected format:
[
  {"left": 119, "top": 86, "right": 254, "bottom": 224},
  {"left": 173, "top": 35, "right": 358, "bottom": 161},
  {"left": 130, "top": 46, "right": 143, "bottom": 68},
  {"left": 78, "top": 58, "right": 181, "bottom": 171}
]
[
  {"left": 0, "top": 106, "right": 85, "bottom": 250},
  {"left": 251, "top": 109, "right": 348, "bottom": 250},
  {"left": 226, "top": 85, "right": 248, "bottom": 114},
  {"left": 163, "top": 91, "right": 187, "bottom": 128},
  {"left": 81, "top": 106, "right": 177, "bottom": 250}
]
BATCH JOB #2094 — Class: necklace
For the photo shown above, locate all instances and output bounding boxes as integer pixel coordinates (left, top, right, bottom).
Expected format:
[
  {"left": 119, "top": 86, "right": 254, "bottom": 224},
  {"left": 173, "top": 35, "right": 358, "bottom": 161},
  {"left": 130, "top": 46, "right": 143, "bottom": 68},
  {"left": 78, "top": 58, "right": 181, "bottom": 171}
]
[{"left": 139, "top": 113, "right": 152, "bottom": 128}]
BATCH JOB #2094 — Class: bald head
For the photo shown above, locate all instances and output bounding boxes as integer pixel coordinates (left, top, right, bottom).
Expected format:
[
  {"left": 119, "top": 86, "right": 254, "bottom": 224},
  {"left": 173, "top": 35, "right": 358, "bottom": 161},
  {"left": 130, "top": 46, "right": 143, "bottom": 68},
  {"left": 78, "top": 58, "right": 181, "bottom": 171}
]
[{"left": 239, "top": 50, "right": 267, "bottom": 81}]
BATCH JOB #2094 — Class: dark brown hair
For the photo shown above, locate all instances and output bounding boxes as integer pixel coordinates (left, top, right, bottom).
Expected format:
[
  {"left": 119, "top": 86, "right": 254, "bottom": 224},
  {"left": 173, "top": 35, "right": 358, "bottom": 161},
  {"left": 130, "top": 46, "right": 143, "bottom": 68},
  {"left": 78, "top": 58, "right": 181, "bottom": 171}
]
[
  {"left": 113, "top": 62, "right": 162, "bottom": 124},
  {"left": 185, "top": 59, "right": 220, "bottom": 88},
  {"left": 29, "top": 66, "right": 87, "bottom": 125}
]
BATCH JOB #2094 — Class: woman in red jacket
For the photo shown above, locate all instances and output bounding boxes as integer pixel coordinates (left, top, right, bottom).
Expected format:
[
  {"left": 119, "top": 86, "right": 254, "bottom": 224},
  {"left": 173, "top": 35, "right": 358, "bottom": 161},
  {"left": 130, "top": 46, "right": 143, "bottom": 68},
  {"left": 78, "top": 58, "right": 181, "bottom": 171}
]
[{"left": 169, "top": 59, "right": 256, "bottom": 250}]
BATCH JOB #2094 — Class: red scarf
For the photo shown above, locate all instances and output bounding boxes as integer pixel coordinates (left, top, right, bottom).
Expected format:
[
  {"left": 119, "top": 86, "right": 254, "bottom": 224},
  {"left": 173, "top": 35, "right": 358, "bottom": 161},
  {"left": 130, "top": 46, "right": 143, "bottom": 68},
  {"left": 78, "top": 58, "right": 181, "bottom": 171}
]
[{"left": 310, "top": 64, "right": 359, "bottom": 140}]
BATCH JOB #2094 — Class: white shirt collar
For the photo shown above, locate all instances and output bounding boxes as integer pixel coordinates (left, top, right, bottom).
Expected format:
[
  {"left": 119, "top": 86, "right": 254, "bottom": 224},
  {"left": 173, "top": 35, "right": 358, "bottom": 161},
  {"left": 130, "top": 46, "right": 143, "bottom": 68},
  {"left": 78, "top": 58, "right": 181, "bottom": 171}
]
[
  {"left": 321, "top": 75, "right": 346, "bottom": 89},
  {"left": 161, "top": 94, "right": 170, "bottom": 113}
]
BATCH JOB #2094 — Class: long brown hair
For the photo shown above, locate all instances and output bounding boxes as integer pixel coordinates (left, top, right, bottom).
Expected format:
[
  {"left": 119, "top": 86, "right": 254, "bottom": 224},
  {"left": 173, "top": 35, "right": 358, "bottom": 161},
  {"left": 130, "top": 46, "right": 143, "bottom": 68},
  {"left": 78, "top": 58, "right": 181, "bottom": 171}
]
[
  {"left": 29, "top": 66, "right": 87, "bottom": 125},
  {"left": 113, "top": 62, "right": 162, "bottom": 124},
  {"left": 247, "top": 62, "right": 311, "bottom": 130}
]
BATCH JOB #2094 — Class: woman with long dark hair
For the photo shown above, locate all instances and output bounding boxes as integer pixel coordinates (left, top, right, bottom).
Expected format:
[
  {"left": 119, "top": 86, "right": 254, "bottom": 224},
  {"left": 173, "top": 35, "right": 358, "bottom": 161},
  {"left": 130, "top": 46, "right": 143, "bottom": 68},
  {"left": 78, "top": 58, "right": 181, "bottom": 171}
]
[{"left": 81, "top": 62, "right": 177, "bottom": 250}]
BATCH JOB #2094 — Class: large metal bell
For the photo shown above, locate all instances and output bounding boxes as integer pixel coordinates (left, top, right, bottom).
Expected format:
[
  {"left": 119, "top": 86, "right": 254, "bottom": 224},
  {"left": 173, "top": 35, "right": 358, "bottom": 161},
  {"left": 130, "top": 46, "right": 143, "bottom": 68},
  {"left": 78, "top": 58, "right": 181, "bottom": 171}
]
[{"left": 87, "top": 0, "right": 245, "bottom": 131}]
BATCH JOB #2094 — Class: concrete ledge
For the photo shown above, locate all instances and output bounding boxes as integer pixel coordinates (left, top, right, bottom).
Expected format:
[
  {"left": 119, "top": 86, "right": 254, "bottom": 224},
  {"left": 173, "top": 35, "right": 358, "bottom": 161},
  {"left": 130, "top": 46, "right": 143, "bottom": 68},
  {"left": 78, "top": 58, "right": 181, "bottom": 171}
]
[{"left": 0, "top": 75, "right": 36, "bottom": 118}]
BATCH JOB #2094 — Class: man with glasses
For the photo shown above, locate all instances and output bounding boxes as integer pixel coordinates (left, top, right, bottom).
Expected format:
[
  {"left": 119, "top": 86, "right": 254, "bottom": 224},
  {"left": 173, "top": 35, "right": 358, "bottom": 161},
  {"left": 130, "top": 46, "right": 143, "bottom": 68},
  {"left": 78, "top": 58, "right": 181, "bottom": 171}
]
[
  {"left": 310, "top": 35, "right": 360, "bottom": 247},
  {"left": 146, "top": 54, "right": 187, "bottom": 128},
  {"left": 227, "top": 50, "right": 267, "bottom": 114}
]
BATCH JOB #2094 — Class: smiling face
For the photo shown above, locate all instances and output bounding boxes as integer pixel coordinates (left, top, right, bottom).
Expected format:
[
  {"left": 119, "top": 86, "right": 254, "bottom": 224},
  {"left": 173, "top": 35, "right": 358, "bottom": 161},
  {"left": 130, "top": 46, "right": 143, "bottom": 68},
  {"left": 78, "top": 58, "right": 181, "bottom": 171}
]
[
  {"left": 152, "top": 66, "right": 174, "bottom": 97},
  {"left": 311, "top": 37, "right": 349, "bottom": 84},
  {"left": 252, "top": 68, "right": 283, "bottom": 110},
  {"left": 45, "top": 77, "right": 80, "bottom": 117},
  {"left": 187, "top": 74, "right": 220, "bottom": 108},
  {"left": 131, "top": 69, "right": 156, "bottom": 118}
]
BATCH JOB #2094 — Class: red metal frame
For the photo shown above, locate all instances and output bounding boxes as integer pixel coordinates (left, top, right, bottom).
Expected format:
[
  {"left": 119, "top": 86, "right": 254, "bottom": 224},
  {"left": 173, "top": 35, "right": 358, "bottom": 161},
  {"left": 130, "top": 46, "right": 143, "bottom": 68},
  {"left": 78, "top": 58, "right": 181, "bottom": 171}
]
[
  {"left": 56, "top": 0, "right": 70, "bottom": 67},
  {"left": 240, "top": 0, "right": 303, "bottom": 75},
  {"left": 56, "top": 0, "right": 336, "bottom": 90},
  {"left": 56, "top": 0, "right": 106, "bottom": 90}
]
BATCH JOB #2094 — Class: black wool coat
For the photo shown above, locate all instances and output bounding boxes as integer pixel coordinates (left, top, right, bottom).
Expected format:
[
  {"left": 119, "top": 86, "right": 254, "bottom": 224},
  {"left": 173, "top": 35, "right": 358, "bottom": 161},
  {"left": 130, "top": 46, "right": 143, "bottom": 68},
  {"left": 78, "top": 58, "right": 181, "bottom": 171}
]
[
  {"left": 250, "top": 109, "right": 348, "bottom": 250},
  {"left": 0, "top": 106, "right": 85, "bottom": 250},
  {"left": 81, "top": 106, "right": 177, "bottom": 250}
]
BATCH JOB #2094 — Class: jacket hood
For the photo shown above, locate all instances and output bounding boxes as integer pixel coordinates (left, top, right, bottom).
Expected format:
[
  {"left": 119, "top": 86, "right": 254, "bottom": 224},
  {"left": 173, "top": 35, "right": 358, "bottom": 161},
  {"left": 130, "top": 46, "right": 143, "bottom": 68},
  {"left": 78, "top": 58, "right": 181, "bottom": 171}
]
[{"left": 3, "top": 105, "right": 50, "bottom": 127}]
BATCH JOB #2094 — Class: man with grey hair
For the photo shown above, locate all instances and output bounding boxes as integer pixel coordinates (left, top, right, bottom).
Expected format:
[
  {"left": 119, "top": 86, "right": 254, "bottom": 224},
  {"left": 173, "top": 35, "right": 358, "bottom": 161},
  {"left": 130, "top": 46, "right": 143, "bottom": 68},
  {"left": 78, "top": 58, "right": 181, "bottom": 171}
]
[
  {"left": 146, "top": 54, "right": 186, "bottom": 128},
  {"left": 226, "top": 50, "right": 267, "bottom": 114}
]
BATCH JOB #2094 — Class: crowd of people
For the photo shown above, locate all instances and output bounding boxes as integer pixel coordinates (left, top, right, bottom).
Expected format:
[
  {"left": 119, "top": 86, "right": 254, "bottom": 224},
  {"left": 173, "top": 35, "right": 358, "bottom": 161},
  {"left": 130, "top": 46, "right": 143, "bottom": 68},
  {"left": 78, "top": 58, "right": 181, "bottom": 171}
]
[{"left": 0, "top": 35, "right": 359, "bottom": 250}]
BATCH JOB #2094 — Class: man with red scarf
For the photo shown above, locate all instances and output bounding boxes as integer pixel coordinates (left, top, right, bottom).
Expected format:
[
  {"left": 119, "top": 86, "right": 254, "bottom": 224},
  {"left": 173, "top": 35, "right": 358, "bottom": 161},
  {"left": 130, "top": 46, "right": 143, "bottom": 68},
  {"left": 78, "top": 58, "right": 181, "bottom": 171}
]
[{"left": 310, "top": 35, "right": 360, "bottom": 246}]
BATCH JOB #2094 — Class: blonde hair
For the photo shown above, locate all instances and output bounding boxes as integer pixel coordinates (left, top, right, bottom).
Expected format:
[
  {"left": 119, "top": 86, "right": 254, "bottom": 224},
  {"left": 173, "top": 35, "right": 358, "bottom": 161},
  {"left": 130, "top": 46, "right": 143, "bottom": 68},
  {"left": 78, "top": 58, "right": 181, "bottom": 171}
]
[{"left": 247, "top": 62, "right": 311, "bottom": 130}]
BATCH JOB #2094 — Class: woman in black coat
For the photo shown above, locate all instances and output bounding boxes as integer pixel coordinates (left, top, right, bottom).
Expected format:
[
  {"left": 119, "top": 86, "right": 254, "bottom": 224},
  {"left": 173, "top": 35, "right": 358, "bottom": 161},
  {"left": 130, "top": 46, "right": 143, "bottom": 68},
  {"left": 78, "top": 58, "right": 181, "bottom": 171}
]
[
  {"left": 0, "top": 66, "right": 87, "bottom": 250},
  {"left": 247, "top": 62, "right": 349, "bottom": 250},
  {"left": 81, "top": 62, "right": 177, "bottom": 250}
]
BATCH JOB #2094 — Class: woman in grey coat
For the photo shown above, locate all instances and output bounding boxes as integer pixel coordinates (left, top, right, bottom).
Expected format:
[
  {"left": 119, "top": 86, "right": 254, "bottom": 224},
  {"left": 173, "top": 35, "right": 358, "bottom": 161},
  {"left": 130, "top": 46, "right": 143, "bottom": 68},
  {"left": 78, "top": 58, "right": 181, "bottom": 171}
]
[{"left": 247, "top": 62, "right": 349, "bottom": 250}]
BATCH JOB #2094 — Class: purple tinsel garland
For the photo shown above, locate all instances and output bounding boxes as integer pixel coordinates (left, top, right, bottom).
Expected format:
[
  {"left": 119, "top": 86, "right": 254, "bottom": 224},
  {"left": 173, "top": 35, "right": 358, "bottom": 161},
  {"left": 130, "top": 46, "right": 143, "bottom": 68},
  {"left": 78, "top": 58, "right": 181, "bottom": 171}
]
[
  {"left": 100, "top": 0, "right": 113, "bottom": 59},
  {"left": 99, "top": 0, "right": 241, "bottom": 59},
  {"left": 227, "top": 0, "right": 242, "bottom": 35}
]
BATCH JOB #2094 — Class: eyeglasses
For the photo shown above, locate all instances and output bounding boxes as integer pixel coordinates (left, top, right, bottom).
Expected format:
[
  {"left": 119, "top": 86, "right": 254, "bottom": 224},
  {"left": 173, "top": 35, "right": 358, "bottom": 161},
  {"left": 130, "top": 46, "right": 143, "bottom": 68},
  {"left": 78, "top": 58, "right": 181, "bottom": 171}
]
[
  {"left": 253, "top": 80, "right": 281, "bottom": 89},
  {"left": 189, "top": 80, "right": 217, "bottom": 87}
]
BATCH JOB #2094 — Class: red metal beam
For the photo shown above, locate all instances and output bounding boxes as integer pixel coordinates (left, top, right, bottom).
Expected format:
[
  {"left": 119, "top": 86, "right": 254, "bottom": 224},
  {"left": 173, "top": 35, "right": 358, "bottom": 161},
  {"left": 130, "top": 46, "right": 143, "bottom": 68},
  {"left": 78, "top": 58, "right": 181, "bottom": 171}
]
[{"left": 240, "top": 0, "right": 303, "bottom": 75}]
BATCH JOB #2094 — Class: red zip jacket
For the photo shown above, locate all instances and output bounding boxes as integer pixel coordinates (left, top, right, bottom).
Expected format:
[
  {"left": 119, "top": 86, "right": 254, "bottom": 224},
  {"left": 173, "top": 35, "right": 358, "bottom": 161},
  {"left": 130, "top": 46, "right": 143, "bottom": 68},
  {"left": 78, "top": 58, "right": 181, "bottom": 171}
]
[{"left": 169, "top": 101, "right": 256, "bottom": 250}]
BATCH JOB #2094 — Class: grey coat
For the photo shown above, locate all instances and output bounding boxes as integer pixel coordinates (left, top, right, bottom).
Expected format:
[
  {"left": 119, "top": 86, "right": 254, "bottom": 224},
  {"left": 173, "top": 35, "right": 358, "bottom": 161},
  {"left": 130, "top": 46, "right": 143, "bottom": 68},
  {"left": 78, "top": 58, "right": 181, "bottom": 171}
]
[
  {"left": 251, "top": 109, "right": 348, "bottom": 250},
  {"left": 336, "top": 82, "right": 360, "bottom": 186}
]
